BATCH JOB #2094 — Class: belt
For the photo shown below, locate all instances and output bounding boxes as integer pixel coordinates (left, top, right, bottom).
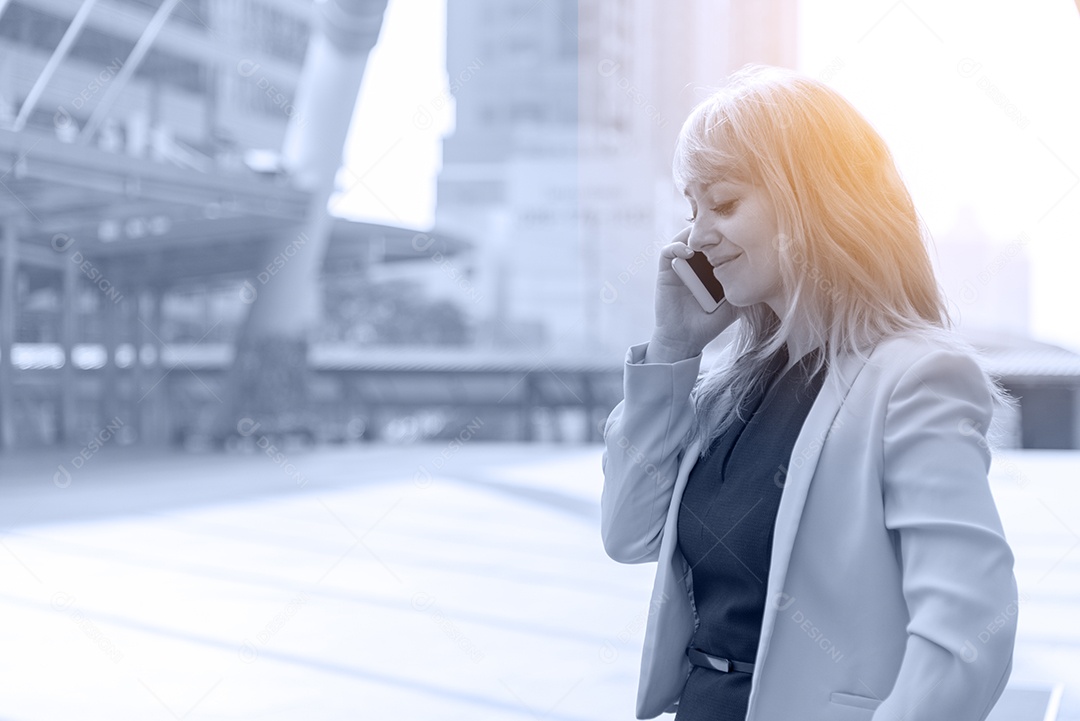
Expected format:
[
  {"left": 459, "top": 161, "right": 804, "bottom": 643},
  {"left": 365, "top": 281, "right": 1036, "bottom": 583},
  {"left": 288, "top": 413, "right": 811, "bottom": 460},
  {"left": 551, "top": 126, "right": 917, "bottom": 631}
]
[{"left": 687, "top": 647, "right": 755, "bottom": 674}]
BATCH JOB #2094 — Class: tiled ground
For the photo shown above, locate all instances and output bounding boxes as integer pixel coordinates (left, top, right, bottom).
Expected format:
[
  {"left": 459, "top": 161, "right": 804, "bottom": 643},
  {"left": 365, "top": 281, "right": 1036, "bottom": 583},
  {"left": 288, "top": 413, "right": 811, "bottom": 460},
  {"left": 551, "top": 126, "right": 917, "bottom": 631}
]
[{"left": 0, "top": 443, "right": 1074, "bottom": 720}]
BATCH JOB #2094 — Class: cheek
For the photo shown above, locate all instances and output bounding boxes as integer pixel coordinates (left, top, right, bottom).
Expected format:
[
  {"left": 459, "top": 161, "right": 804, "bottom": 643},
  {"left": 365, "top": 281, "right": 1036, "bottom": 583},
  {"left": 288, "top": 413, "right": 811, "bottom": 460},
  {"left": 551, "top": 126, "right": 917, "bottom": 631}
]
[
  {"left": 734, "top": 248, "right": 783, "bottom": 295},
  {"left": 748, "top": 239, "right": 782, "bottom": 276}
]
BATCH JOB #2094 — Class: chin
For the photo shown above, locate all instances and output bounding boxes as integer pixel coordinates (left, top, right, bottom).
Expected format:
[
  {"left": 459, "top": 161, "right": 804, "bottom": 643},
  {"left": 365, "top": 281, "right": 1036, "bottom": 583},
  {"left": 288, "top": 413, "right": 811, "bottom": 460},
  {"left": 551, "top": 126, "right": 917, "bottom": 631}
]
[{"left": 720, "top": 290, "right": 750, "bottom": 308}]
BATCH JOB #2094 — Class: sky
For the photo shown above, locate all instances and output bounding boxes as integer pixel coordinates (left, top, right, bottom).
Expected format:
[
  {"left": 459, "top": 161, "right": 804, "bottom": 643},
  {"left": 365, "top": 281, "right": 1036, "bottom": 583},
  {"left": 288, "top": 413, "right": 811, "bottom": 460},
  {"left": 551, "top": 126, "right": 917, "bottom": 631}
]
[
  {"left": 798, "top": 0, "right": 1080, "bottom": 352},
  {"left": 330, "top": 0, "right": 450, "bottom": 231},
  {"left": 333, "top": 0, "right": 1080, "bottom": 353}
]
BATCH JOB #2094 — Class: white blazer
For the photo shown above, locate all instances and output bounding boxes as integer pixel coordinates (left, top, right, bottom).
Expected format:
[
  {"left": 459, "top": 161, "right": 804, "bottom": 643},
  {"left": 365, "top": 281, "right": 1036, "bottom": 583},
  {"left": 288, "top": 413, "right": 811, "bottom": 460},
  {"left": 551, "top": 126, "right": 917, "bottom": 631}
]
[{"left": 601, "top": 333, "right": 1018, "bottom": 720}]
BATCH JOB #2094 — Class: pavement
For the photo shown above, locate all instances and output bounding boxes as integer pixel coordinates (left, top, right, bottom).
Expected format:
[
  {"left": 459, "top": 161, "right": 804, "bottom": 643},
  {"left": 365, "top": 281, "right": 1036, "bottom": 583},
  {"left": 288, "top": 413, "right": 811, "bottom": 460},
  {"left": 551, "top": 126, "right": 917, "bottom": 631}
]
[{"left": 0, "top": 442, "right": 1075, "bottom": 720}]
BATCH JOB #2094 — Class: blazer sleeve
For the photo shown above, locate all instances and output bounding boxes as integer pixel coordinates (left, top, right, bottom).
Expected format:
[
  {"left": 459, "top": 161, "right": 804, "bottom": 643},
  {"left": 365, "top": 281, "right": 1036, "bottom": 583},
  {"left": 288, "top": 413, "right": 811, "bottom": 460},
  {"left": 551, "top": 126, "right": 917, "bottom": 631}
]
[
  {"left": 600, "top": 342, "right": 702, "bottom": 564},
  {"left": 873, "top": 348, "right": 1018, "bottom": 721}
]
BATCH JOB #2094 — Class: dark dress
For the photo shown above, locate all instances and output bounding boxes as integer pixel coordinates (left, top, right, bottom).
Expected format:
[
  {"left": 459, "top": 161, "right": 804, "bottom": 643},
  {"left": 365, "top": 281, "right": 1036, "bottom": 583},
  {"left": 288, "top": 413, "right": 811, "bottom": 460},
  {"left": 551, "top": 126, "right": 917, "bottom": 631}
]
[{"left": 674, "top": 346, "right": 827, "bottom": 721}]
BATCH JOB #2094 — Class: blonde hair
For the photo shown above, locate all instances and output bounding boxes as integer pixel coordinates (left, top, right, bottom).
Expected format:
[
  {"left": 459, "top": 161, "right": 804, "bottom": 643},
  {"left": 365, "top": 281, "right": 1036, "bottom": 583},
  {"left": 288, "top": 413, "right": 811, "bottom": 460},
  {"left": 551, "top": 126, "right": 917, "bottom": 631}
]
[{"left": 674, "top": 65, "right": 1013, "bottom": 453}]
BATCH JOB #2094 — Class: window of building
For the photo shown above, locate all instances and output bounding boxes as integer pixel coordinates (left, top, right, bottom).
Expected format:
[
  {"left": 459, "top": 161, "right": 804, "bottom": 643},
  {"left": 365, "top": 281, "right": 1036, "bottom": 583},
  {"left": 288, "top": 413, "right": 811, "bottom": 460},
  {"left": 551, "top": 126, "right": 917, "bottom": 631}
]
[
  {"left": 0, "top": 3, "right": 68, "bottom": 49},
  {"left": 69, "top": 29, "right": 136, "bottom": 72},
  {"left": 1, "top": 4, "right": 207, "bottom": 96},
  {"left": 241, "top": 1, "right": 310, "bottom": 65},
  {"left": 555, "top": 0, "right": 578, "bottom": 60},
  {"left": 138, "top": 47, "right": 206, "bottom": 95},
  {"left": 114, "top": 0, "right": 210, "bottom": 30}
]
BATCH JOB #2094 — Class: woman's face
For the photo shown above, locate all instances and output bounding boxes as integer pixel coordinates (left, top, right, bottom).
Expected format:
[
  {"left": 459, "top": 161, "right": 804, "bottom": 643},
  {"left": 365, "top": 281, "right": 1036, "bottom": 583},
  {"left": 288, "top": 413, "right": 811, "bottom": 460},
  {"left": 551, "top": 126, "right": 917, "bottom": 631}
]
[{"left": 683, "top": 174, "right": 787, "bottom": 314}]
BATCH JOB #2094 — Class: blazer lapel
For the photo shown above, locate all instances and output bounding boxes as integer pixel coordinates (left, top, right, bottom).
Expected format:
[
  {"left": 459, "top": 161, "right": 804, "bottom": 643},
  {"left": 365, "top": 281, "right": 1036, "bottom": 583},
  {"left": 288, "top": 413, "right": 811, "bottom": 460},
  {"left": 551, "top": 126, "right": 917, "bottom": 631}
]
[
  {"left": 637, "top": 435, "right": 705, "bottom": 718},
  {"left": 744, "top": 350, "right": 870, "bottom": 717},
  {"left": 667, "top": 438, "right": 704, "bottom": 535}
]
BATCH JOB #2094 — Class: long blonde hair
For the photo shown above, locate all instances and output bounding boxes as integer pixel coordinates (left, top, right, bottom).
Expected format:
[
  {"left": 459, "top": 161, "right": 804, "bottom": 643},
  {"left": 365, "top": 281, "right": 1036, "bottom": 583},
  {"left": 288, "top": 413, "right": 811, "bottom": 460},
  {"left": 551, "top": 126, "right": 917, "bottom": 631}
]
[{"left": 674, "top": 65, "right": 1012, "bottom": 453}]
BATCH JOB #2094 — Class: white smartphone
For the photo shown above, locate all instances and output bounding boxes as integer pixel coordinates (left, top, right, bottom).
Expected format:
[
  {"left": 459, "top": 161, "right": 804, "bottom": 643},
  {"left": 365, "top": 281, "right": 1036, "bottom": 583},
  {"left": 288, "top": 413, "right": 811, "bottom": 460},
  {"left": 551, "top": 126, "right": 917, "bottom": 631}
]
[{"left": 671, "top": 251, "right": 727, "bottom": 313}]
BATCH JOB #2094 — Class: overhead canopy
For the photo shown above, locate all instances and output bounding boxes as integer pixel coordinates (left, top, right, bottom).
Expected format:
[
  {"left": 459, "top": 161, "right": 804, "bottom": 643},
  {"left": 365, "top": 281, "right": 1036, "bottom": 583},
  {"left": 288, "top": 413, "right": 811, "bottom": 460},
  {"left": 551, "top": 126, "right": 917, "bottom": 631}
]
[{"left": 0, "top": 127, "right": 470, "bottom": 284}]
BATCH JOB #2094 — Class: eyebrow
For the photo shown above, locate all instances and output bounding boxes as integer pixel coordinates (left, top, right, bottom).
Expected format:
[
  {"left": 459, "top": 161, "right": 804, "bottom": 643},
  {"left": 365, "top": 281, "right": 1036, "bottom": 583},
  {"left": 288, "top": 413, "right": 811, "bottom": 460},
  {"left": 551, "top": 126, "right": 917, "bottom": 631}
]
[
  {"left": 709, "top": 176, "right": 742, "bottom": 190},
  {"left": 683, "top": 179, "right": 741, "bottom": 198}
]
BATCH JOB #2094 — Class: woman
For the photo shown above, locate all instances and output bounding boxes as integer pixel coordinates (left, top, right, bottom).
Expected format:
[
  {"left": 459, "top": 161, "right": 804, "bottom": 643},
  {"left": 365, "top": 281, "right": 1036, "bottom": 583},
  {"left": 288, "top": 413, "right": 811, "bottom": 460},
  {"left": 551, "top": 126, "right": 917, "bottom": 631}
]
[{"left": 600, "top": 65, "right": 1018, "bottom": 721}]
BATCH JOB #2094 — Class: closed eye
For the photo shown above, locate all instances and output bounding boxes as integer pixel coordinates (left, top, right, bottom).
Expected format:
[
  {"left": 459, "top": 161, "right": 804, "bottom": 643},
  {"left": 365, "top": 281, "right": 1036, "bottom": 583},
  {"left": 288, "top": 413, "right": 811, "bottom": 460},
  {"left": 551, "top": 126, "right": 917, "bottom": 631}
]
[
  {"left": 713, "top": 199, "right": 738, "bottom": 217},
  {"left": 685, "top": 198, "right": 738, "bottom": 222}
]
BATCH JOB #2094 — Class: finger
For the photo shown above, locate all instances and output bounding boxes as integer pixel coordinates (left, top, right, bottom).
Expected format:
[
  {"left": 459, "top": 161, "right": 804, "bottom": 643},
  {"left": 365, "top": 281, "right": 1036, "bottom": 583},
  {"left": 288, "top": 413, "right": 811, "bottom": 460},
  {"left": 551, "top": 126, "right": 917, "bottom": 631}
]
[
  {"left": 659, "top": 240, "right": 695, "bottom": 260},
  {"left": 673, "top": 225, "right": 692, "bottom": 244}
]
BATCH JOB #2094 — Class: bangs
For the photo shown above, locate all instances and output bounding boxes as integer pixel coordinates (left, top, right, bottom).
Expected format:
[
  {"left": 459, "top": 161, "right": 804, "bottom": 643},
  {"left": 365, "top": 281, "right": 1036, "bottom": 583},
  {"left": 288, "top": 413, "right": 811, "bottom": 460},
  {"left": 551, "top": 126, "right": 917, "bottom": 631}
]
[{"left": 672, "top": 98, "right": 754, "bottom": 191}]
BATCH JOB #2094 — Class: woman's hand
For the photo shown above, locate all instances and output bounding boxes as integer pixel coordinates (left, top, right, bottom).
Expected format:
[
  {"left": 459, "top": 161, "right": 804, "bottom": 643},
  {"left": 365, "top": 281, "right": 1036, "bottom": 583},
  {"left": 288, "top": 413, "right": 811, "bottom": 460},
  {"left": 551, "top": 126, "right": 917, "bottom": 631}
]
[{"left": 646, "top": 226, "right": 740, "bottom": 363}]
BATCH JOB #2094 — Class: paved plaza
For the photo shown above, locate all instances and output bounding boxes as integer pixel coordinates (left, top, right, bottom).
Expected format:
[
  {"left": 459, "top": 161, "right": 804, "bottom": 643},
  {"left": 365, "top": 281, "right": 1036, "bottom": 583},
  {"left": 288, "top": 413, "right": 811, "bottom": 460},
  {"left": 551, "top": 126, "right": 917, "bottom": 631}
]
[{"left": 0, "top": 442, "right": 1075, "bottom": 719}]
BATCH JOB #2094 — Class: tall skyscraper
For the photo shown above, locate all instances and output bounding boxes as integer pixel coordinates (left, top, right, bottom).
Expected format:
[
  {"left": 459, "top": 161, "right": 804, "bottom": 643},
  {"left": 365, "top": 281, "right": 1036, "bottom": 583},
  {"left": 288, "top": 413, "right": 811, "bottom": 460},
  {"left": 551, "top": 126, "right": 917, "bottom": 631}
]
[{"left": 436, "top": 0, "right": 797, "bottom": 355}]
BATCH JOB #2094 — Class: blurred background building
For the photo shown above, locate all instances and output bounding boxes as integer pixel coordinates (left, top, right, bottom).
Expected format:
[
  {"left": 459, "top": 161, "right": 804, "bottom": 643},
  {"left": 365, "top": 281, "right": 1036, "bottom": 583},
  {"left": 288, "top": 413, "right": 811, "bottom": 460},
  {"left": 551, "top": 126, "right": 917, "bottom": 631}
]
[
  {"left": 435, "top": 0, "right": 797, "bottom": 355},
  {"left": 0, "top": 5, "right": 1076, "bottom": 721},
  {"left": 0, "top": 0, "right": 471, "bottom": 449},
  {"left": 431, "top": 0, "right": 1080, "bottom": 449},
  {"left": 0, "top": 0, "right": 1077, "bottom": 450}
]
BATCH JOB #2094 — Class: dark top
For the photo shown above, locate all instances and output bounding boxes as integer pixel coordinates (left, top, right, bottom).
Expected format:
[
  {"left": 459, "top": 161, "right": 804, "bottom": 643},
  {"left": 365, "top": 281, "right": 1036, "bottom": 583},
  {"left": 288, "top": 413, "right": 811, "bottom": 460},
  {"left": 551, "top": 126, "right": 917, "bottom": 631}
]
[{"left": 674, "top": 346, "right": 827, "bottom": 721}]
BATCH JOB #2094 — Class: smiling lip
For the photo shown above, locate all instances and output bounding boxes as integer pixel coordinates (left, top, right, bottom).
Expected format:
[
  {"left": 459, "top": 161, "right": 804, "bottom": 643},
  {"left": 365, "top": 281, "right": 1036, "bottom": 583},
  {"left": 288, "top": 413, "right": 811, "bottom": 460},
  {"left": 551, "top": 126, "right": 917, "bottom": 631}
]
[{"left": 710, "top": 253, "right": 741, "bottom": 267}]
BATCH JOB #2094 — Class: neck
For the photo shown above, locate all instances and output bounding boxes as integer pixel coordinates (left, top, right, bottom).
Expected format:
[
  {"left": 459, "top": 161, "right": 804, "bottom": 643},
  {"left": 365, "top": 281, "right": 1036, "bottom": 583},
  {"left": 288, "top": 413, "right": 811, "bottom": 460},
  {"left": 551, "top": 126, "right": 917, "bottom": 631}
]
[
  {"left": 764, "top": 295, "right": 823, "bottom": 372},
  {"left": 781, "top": 323, "right": 821, "bottom": 373}
]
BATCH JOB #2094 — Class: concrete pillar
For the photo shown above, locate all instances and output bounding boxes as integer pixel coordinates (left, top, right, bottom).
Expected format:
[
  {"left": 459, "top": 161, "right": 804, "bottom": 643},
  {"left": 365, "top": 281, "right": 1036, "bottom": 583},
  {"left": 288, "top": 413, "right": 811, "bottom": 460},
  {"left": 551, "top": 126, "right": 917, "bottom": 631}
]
[
  {"left": 100, "top": 263, "right": 120, "bottom": 427},
  {"left": 60, "top": 252, "right": 79, "bottom": 443},
  {"left": 218, "top": 0, "right": 388, "bottom": 441},
  {"left": 130, "top": 286, "right": 147, "bottom": 443},
  {"left": 0, "top": 222, "right": 15, "bottom": 450},
  {"left": 520, "top": 373, "right": 537, "bottom": 442},
  {"left": 135, "top": 286, "right": 167, "bottom": 445}
]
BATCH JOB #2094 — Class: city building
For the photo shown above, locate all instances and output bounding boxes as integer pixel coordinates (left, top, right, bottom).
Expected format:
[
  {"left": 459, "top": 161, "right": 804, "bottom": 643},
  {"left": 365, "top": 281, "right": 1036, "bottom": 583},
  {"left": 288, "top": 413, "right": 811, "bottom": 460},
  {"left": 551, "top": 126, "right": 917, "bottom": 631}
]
[
  {"left": 436, "top": 0, "right": 797, "bottom": 355},
  {"left": 0, "top": 0, "right": 468, "bottom": 448}
]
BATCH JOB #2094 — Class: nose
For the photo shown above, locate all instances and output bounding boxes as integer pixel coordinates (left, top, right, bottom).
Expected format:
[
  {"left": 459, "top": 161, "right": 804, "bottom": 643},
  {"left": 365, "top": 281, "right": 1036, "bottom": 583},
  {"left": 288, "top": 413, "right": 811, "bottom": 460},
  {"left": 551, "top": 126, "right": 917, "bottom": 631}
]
[{"left": 687, "top": 224, "right": 719, "bottom": 253}]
